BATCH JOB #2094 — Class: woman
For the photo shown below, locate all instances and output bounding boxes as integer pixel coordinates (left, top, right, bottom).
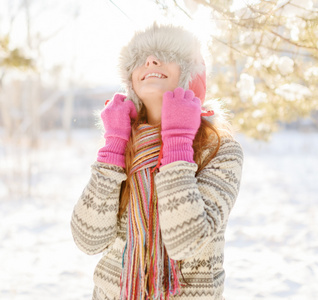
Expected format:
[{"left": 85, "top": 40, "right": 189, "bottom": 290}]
[{"left": 71, "top": 23, "right": 243, "bottom": 300}]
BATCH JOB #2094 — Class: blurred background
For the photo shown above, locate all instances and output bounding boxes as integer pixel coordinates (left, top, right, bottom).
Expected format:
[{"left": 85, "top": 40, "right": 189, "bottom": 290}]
[{"left": 0, "top": 0, "right": 317, "bottom": 299}]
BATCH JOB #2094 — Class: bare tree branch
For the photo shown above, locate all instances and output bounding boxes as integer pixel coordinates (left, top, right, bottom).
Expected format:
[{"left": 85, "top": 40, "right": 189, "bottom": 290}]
[
  {"left": 173, "top": 0, "right": 193, "bottom": 19},
  {"left": 108, "top": 0, "right": 133, "bottom": 21},
  {"left": 269, "top": 29, "right": 318, "bottom": 50}
]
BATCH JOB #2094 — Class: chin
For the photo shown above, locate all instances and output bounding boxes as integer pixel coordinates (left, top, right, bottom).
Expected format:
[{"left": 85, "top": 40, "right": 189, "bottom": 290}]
[{"left": 138, "top": 88, "right": 166, "bottom": 101}]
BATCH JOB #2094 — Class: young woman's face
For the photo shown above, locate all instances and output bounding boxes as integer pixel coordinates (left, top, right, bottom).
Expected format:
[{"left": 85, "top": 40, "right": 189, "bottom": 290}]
[{"left": 132, "top": 55, "right": 181, "bottom": 104}]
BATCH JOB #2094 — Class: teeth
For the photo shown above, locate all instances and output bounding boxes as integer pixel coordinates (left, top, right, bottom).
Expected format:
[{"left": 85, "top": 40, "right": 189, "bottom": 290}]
[{"left": 145, "top": 73, "right": 165, "bottom": 79}]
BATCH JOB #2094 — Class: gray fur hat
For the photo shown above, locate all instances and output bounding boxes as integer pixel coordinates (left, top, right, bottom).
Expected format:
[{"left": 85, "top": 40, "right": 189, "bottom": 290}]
[{"left": 118, "top": 23, "right": 206, "bottom": 111}]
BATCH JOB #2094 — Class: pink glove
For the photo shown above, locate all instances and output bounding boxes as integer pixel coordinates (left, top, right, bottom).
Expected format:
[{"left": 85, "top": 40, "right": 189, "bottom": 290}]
[
  {"left": 160, "top": 87, "right": 201, "bottom": 166},
  {"left": 97, "top": 94, "right": 137, "bottom": 168}
]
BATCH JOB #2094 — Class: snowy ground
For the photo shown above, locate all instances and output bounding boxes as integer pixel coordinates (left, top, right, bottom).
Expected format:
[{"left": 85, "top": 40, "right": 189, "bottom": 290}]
[{"left": 1, "top": 129, "right": 317, "bottom": 300}]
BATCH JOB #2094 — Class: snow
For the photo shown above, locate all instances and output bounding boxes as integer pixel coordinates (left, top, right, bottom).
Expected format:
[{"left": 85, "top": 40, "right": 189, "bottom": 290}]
[
  {"left": 237, "top": 73, "right": 255, "bottom": 102},
  {"left": 277, "top": 56, "right": 294, "bottom": 76},
  {"left": 1, "top": 129, "right": 318, "bottom": 299},
  {"left": 305, "top": 66, "right": 318, "bottom": 80},
  {"left": 275, "top": 83, "right": 312, "bottom": 101},
  {"left": 224, "top": 130, "right": 318, "bottom": 300},
  {"left": 252, "top": 91, "right": 267, "bottom": 106}
]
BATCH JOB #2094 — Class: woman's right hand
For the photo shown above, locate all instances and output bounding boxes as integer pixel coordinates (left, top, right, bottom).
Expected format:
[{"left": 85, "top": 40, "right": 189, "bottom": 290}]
[
  {"left": 97, "top": 94, "right": 137, "bottom": 168},
  {"left": 101, "top": 94, "right": 137, "bottom": 141}
]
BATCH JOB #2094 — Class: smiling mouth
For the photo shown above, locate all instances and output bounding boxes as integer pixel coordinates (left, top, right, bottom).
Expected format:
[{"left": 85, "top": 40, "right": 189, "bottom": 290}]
[{"left": 142, "top": 73, "right": 167, "bottom": 80}]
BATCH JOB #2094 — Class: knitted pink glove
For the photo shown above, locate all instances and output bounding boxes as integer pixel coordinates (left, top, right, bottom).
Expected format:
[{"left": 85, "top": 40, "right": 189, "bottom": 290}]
[
  {"left": 160, "top": 87, "right": 201, "bottom": 166},
  {"left": 97, "top": 94, "right": 137, "bottom": 168}
]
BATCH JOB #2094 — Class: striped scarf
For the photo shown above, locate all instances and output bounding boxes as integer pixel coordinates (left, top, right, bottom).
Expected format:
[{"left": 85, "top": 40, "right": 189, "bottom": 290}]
[{"left": 119, "top": 123, "right": 182, "bottom": 300}]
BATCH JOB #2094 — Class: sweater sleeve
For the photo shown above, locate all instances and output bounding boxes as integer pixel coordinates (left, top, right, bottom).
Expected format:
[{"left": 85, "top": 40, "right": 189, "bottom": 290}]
[
  {"left": 154, "top": 138, "right": 243, "bottom": 260},
  {"left": 70, "top": 161, "right": 127, "bottom": 255}
]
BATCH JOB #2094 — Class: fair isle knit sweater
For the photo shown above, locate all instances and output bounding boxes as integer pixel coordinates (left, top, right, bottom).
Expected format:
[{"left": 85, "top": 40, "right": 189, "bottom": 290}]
[{"left": 71, "top": 137, "right": 243, "bottom": 300}]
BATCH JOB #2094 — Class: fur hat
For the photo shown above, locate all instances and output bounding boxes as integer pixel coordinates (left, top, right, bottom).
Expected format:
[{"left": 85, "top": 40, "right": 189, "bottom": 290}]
[{"left": 118, "top": 23, "right": 206, "bottom": 111}]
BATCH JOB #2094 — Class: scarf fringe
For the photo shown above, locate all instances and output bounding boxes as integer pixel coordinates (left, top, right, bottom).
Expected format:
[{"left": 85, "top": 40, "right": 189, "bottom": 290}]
[{"left": 119, "top": 124, "right": 182, "bottom": 300}]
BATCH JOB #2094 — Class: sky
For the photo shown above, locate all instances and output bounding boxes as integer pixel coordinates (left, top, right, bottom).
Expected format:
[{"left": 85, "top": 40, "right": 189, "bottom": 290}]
[
  {"left": 1, "top": 0, "right": 219, "bottom": 87},
  {"left": 0, "top": 0, "right": 255, "bottom": 88}
]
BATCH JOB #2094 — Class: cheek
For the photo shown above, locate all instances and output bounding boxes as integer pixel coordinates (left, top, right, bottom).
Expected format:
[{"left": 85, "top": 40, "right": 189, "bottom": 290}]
[
  {"left": 170, "top": 64, "right": 181, "bottom": 82},
  {"left": 131, "top": 74, "right": 139, "bottom": 92},
  {"left": 170, "top": 69, "right": 181, "bottom": 88}
]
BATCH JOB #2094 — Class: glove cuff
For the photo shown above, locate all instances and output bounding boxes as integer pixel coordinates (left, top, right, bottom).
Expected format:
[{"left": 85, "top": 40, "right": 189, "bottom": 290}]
[
  {"left": 161, "top": 136, "right": 194, "bottom": 166},
  {"left": 97, "top": 137, "right": 127, "bottom": 168}
]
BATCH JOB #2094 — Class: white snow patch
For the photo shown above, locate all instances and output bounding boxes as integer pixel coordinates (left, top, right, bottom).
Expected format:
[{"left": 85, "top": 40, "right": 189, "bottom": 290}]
[
  {"left": 237, "top": 73, "right": 255, "bottom": 102},
  {"left": 275, "top": 83, "right": 312, "bottom": 101},
  {"left": 1, "top": 129, "right": 318, "bottom": 299},
  {"left": 277, "top": 56, "right": 294, "bottom": 76}
]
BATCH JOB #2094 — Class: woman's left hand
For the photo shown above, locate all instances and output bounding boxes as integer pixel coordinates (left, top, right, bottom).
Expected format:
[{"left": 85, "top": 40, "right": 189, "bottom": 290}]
[{"left": 160, "top": 87, "right": 201, "bottom": 166}]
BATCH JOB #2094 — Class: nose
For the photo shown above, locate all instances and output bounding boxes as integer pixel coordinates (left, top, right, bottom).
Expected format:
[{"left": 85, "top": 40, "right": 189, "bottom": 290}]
[{"left": 145, "top": 55, "right": 161, "bottom": 67}]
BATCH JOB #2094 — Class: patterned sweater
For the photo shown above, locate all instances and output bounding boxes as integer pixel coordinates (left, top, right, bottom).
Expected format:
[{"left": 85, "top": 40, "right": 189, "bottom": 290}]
[{"left": 71, "top": 137, "right": 243, "bottom": 300}]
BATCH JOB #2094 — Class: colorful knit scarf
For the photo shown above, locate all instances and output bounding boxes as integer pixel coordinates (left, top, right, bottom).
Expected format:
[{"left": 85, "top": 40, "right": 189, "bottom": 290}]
[{"left": 119, "top": 123, "right": 182, "bottom": 300}]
